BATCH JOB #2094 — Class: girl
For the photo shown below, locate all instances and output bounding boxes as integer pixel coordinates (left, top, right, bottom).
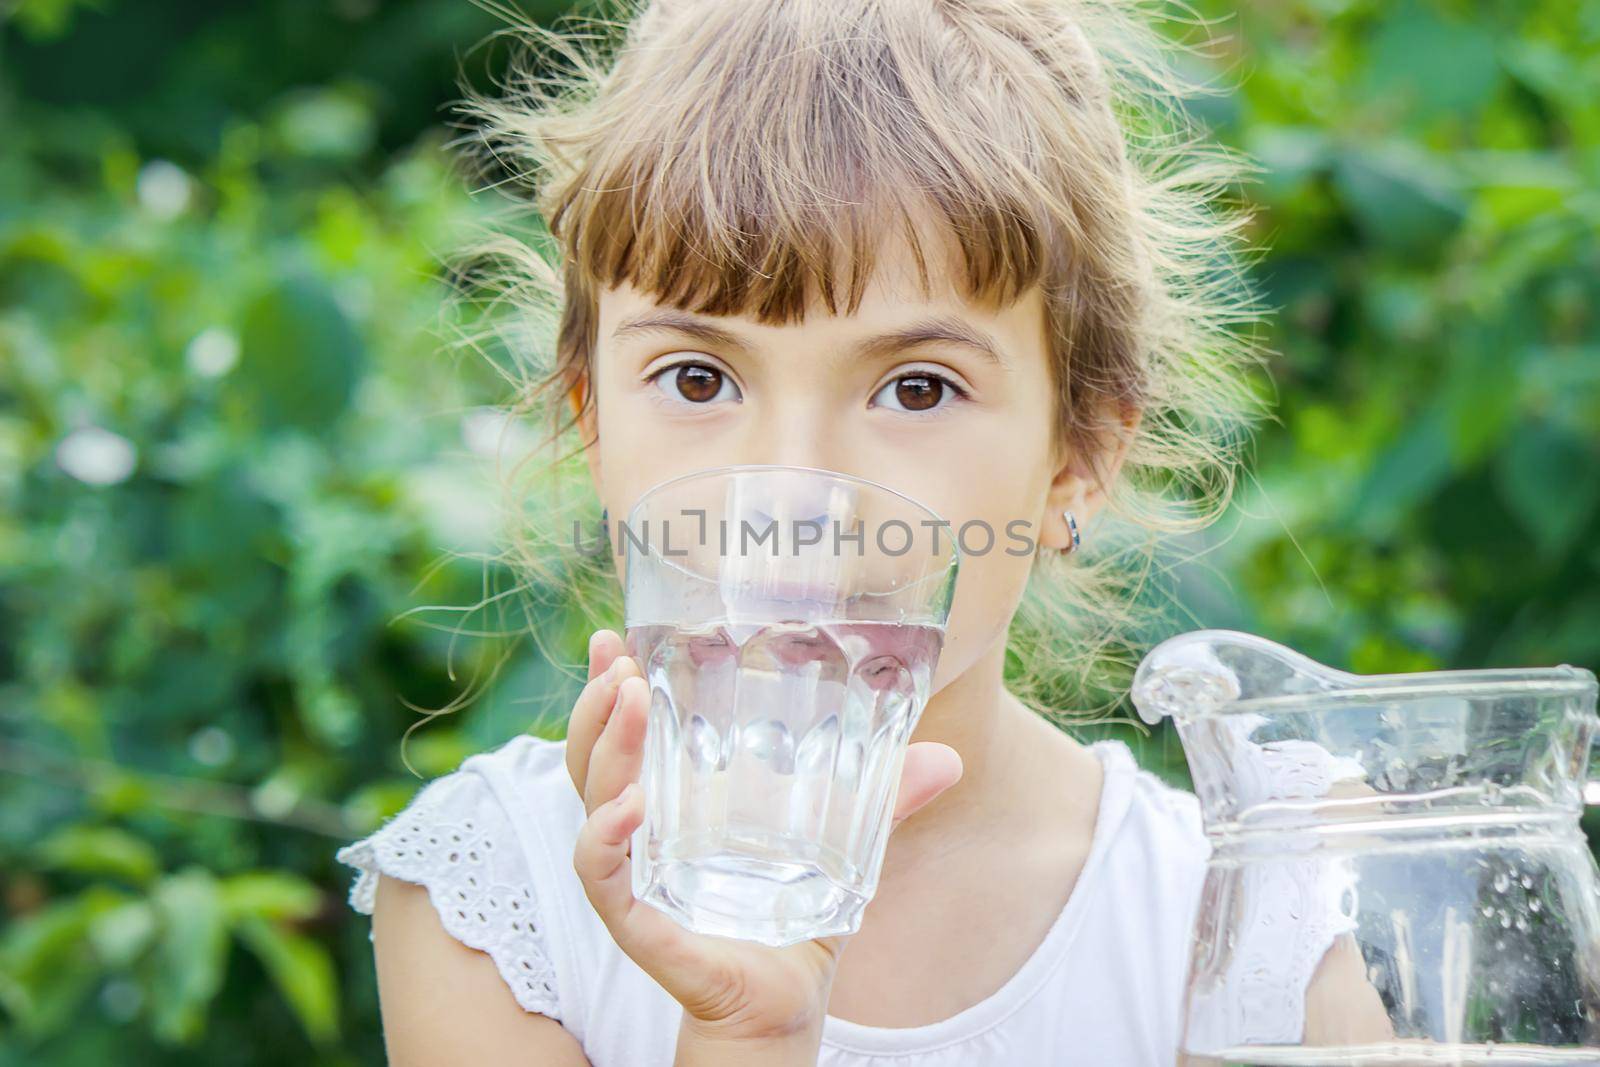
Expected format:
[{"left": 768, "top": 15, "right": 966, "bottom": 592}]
[{"left": 338, "top": 0, "right": 1390, "bottom": 1062}]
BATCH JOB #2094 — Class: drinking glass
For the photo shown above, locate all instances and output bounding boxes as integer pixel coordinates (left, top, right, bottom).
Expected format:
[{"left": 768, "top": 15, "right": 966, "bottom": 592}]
[{"left": 621, "top": 465, "right": 959, "bottom": 947}]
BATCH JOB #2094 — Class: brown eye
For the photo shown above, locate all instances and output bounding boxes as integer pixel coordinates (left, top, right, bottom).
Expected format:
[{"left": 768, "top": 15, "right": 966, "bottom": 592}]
[
  {"left": 651, "top": 361, "right": 740, "bottom": 405},
  {"left": 894, "top": 376, "right": 943, "bottom": 411},
  {"left": 870, "top": 370, "right": 967, "bottom": 414},
  {"left": 676, "top": 365, "right": 722, "bottom": 402}
]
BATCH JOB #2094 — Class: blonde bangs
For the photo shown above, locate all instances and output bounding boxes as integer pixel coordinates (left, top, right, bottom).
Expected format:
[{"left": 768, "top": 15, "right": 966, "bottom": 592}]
[
  {"left": 558, "top": 157, "right": 1049, "bottom": 325},
  {"left": 537, "top": 3, "right": 1063, "bottom": 323}
]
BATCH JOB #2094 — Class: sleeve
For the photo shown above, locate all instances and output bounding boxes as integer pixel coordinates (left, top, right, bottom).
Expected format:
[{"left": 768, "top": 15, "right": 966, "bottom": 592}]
[
  {"left": 1188, "top": 851, "right": 1361, "bottom": 1047},
  {"left": 335, "top": 752, "right": 562, "bottom": 1020},
  {"left": 1181, "top": 718, "right": 1364, "bottom": 1051}
]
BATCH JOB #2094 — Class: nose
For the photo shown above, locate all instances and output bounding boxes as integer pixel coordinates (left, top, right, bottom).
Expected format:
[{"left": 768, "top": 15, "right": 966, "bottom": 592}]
[
  {"left": 731, "top": 470, "right": 859, "bottom": 534},
  {"left": 725, "top": 414, "right": 860, "bottom": 562},
  {"left": 720, "top": 466, "right": 862, "bottom": 610},
  {"left": 741, "top": 405, "right": 839, "bottom": 471}
]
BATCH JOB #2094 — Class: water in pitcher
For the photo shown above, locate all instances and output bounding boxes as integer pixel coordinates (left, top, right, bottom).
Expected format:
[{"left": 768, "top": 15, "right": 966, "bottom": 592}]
[{"left": 626, "top": 618, "right": 943, "bottom": 945}]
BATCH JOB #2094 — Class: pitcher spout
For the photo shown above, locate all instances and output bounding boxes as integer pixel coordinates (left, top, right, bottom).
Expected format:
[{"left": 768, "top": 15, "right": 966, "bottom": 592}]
[{"left": 1130, "top": 629, "right": 1350, "bottom": 726}]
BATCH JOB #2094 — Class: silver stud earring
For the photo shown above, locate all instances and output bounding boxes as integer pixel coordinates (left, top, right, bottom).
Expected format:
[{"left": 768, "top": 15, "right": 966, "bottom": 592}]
[{"left": 1061, "top": 510, "right": 1080, "bottom": 554}]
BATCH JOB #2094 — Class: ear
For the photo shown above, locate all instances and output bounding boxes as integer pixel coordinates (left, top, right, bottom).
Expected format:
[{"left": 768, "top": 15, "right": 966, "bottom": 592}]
[{"left": 1042, "top": 401, "right": 1141, "bottom": 551}]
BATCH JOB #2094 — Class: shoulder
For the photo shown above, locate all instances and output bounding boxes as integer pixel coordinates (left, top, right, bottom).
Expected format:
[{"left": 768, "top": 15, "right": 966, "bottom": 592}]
[
  {"left": 336, "top": 733, "right": 583, "bottom": 1019},
  {"left": 1090, "top": 738, "right": 1207, "bottom": 845},
  {"left": 458, "top": 731, "right": 580, "bottom": 812},
  {"left": 1085, "top": 738, "right": 1211, "bottom": 912},
  {"left": 1066, "top": 738, "right": 1211, "bottom": 1056}
]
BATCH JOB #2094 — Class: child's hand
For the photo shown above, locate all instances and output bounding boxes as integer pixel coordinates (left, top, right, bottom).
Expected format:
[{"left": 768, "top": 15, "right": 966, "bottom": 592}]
[{"left": 566, "top": 628, "right": 962, "bottom": 1050}]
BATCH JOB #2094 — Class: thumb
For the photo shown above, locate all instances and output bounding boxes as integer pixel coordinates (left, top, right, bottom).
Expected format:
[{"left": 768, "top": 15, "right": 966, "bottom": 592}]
[{"left": 890, "top": 741, "right": 963, "bottom": 828}]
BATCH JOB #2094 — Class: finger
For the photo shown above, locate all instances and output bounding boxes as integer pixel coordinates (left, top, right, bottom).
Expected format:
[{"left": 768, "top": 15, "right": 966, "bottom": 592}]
[
  {"left": 582, "top": 674, "right": 650, "bottom": 814},
  {"left": 890, "top": 741, "right": 963, "bottom": 827},
  {"left": 572, "top": 781, "right": 705, "bottom": 988},
  {"left": 566, "top": 632, "right": 633, "bottom": 794},
  {"left": 566, "top": 665, "right": 624, "bottom": 797},
  {"left": 573, "top": 781, "right": 645, "bottom": 919},
  {"left": 587, "top": 629, "right": 625, "bottom": 681}
]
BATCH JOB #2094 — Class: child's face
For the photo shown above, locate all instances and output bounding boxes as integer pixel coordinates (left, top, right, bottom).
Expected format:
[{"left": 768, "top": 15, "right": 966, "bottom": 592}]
[{"left": 578, "top": 226, "right": 1120, "bottom": 691}]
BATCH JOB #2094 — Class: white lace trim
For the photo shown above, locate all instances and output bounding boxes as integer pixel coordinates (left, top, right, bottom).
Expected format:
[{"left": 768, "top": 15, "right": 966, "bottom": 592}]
[{"left": 336, "top": 770, "right": 561, "bottom": 1019}]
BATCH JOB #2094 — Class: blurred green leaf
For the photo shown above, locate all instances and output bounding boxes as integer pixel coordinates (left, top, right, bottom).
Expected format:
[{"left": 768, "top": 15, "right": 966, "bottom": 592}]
[
  {"left": 8, "top": 0, "right": 108, "bottom": 42},
  {"left": 86, "top": 898, "right": 157, "bottom": 968},
  {"left": 1333, "top": 145, "right": 1467, "bottom": 261},
  {"left": 1345, "top": 405, "right": 1454, "bottom": 538},
  {"left": 270, "top": 89, "right": 377, "bottom": 162},
  {"left": 1365, "top": 2, "right": 1500, "bottom": 120},
  {"left": 0, "top": 891, "right": 115, "bottom": 1035},
  {"left": 147, "top": 869, "right": 227, "bottom": 1044},
  {"left": 341, "top": 780, "right": 424, "bottom": 833},
  {"left": 1499, "top": 39, "right": 1587, "bottom": 110},
  {"left": 34, "top": 825, "right": 161, "bottom": 887},
  {"left": 234, "top": 918, "right": 339, "bottom": 1045},
  {"left": 219, "top": 871, "right": 323, "bottom": 923},
  {"left": 233, "top": 275, "right": 364, "bottom": 432},
  {"left": 1494, "top": 419, "right": 1600, "bottom": 557}
]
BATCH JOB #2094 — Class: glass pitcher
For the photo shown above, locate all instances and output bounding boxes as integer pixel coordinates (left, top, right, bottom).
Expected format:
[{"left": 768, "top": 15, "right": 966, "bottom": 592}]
[{"left": 1131, "top": 629, "right": 1600, "bottom": 1066}]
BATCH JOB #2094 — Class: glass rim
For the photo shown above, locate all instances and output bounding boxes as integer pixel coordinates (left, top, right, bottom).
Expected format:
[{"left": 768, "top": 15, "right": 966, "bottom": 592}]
[{"left": 622, "top": 463, "right": 962, "bottom": 568}]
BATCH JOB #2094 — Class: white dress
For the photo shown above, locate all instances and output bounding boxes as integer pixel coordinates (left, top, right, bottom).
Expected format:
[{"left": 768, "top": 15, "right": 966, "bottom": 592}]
[{"left": 337, "top": 733, "right": 1347, "bottom": 1065}]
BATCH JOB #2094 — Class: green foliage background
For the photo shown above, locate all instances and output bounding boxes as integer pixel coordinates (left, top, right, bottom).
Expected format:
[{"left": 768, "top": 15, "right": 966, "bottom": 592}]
[{"left": 1, "top": 0, "right": 1596, "bottom": 1062}]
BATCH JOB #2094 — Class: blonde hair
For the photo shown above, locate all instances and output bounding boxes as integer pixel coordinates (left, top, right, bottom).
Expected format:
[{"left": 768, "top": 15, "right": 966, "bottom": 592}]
[{"left": 445, "top": 0, "right": 1269, "bottom": 729}]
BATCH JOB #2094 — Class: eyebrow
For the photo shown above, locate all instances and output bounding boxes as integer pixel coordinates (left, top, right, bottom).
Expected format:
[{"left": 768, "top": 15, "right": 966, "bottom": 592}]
[{"left": 610, "top": 310, "right": 1008, "bottom": 368}]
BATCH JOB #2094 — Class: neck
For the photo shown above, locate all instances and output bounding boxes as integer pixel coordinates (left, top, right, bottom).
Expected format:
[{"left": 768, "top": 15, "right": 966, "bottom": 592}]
[{"left": 890, "top": 637, "right": 1083, "bottom": 862}]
